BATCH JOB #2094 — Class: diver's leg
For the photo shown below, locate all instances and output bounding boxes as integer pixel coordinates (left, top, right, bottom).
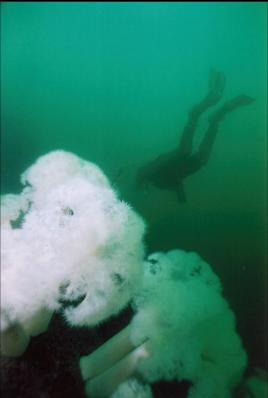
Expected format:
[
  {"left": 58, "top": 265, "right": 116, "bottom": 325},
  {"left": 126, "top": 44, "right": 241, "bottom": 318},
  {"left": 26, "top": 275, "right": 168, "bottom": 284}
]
[
  {"left": 197, "top": 95, "right": 255, "bottom": 165},
  {"left": 195, "top": 121, "right": 219, "bottom": 166},
  {"left": 177, "top": 111, "right": 200, "bottom": 155},
  {"left": 178, "top": 69, "right": 226, "bottom": 155}
]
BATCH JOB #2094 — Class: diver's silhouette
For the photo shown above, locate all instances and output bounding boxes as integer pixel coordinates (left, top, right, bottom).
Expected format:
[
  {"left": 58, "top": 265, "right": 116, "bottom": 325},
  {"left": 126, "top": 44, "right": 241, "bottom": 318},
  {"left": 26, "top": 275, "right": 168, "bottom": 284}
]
[{"left": 136, "top": 70, "right": 255, "bottom": 202}]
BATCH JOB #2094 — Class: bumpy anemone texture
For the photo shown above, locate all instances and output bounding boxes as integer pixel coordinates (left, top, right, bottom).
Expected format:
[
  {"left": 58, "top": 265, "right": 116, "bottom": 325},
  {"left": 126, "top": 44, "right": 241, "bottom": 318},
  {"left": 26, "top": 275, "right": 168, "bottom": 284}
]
[
  {"left": 128, "top": 250, "right": 247, "bottom": 398},
  {"left": 1, "top": 150, "right": 146, "bottom": 334},
  {"left": 112, "top": 377, "right": 153, "bottom": 398}
]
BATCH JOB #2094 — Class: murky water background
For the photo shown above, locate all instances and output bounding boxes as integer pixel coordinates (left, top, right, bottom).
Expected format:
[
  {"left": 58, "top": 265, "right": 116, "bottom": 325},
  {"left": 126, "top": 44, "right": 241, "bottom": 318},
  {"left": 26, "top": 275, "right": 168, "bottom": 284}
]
[{"left": 1, "top": 2, "right": 267, "bottom": 394}]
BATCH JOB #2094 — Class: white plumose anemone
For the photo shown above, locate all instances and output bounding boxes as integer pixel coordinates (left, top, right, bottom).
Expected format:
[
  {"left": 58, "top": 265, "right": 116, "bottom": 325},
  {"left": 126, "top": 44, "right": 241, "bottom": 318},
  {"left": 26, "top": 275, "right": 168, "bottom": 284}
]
[{"left": 1, "top": 150, "right": 146, "bottom": 356}]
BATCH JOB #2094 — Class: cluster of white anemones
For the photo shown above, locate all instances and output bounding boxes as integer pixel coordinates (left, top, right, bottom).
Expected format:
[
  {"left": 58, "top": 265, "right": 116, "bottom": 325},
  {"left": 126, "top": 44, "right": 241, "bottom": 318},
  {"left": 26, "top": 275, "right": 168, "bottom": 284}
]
[
  {"left": 1, "top": 150, "right": 146, "bottom": 356},
  {"left": 1, "top": 150, "right": 248, "bottom": 398}
]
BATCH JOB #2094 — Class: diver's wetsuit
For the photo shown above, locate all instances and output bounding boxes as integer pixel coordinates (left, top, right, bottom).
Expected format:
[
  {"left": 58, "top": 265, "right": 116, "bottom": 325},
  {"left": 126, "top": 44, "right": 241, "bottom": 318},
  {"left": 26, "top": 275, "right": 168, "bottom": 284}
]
[
  {"left": 137, "top": 150, "right": 202, "bottom": 202},
  {"left": 137, "top": 113, "right": 217, "bottom": 202},
  {"left": 136, "top": 72, "right": 254, "bottom": 203}
]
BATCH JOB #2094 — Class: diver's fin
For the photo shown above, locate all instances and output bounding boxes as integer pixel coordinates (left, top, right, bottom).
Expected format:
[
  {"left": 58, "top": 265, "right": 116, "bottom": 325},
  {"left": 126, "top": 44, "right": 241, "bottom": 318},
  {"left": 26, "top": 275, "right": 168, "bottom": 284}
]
[
  {"left": 221, "top": 95, "right": 255, "bottom": 112},
  {"left": 176, "top": 184, "right": 187, "bottom": 203},
  {"left": 209, "top": 95, "right": 255, "bottom": 124}
]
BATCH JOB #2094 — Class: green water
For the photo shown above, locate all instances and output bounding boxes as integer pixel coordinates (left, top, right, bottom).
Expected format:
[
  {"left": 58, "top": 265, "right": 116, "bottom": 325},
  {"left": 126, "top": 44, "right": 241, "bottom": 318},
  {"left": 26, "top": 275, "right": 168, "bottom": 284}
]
[{"left": 1, "top": 1, "right": 267, "bottom": 370}]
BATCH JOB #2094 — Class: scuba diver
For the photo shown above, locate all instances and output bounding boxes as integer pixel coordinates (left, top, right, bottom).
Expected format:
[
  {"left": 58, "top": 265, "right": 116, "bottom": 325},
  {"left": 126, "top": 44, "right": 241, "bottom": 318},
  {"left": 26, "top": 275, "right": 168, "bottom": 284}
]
[{"left": 136, "top": 70, "right": 255, "bottom": 202}]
